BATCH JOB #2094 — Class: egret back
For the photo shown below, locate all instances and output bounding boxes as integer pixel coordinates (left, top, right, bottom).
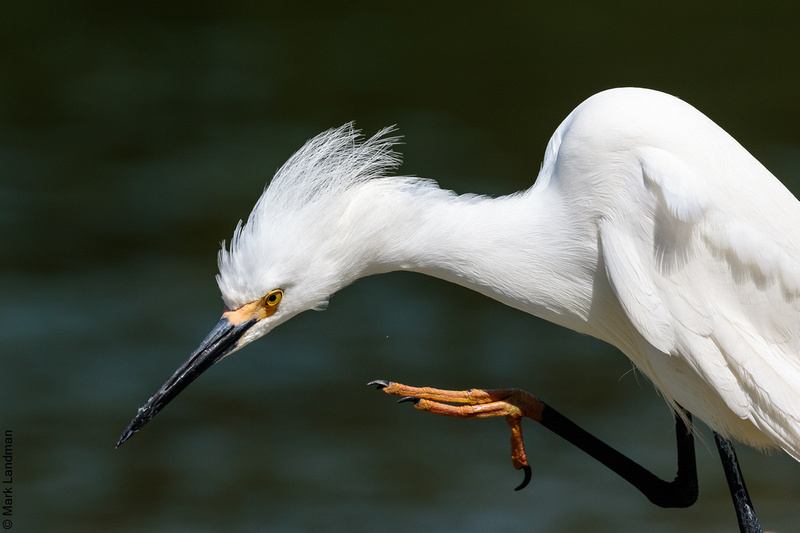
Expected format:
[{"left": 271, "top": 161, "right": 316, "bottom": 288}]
[{"left": 552, "top": 88, "right": 800, "bottom": 459}]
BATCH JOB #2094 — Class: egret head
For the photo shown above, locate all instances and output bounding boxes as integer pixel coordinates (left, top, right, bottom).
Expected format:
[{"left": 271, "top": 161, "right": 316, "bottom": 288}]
[{"left": 117, "top": 123, "right": 403, "bottom": 447}]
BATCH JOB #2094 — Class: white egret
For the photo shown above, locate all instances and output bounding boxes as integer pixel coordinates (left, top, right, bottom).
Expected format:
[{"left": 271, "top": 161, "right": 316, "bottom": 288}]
[{"left": 118, "top": 88, "right": 799, "bottom": 533}]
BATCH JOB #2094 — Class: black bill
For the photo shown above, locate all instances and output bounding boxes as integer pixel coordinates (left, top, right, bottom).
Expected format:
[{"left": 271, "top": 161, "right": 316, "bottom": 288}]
[{"left": 116, "top": 315, "right": 256, "bottom": 448}]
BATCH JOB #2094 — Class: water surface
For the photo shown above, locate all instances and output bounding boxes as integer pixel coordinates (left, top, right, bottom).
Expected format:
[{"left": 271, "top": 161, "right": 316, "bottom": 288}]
[{"left": 2, "top": 3, "right": 800, "bottom": 532}]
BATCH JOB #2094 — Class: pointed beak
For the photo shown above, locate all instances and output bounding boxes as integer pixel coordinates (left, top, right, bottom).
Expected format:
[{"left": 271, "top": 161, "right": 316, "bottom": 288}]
[{"left": 115, "top": 311, "right": 257, "bottom": 448}]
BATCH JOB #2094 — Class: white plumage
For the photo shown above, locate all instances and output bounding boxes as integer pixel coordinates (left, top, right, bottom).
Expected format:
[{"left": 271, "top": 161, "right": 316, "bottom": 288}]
[{"left": 215, "top": 87, "right": 800, "bottom": 462}]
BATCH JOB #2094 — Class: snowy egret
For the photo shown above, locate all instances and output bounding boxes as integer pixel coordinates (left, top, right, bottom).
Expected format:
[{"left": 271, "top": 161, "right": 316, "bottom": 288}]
[{"left": 117, "top": 88, "right": 799, "bottom": 532}]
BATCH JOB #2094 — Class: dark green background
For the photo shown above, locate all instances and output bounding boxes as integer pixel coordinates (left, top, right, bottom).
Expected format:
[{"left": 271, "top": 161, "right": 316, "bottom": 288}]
[{"left": 2, "top": 2, "right": 799, "bottom": 532}]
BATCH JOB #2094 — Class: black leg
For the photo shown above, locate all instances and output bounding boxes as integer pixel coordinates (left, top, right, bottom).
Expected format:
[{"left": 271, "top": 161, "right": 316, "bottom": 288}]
[
  {"left": 539, "top": 404, "right": 698, "bottom": 508},
  {"left": 714, "top": 433, "right": 762, "bottom": 533},
  {"left": 371, "top": 381, "right": 701, "bottom": 507},
  {"left": 372, "top": 381, "right": 766, "bottom": 530}
]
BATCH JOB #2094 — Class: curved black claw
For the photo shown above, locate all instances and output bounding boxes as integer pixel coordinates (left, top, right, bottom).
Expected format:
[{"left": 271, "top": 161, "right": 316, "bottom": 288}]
[
  {"left": 367, "top": 380, "right": 392, "bottom": 389},
  {"left": 397, "top": 396, "right": 420, "bottom": 405},
  {"left": 514, "top": 465, "right": 532, "bottom": 491}
]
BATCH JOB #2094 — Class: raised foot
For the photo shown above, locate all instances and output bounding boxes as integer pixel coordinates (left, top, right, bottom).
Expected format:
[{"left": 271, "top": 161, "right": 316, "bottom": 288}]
[{"left": 368, "top": 380, "right": 544, "bottom": 490}]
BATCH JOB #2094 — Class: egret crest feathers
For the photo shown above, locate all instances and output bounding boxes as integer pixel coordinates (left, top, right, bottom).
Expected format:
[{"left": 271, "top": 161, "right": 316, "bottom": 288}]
[{"left": 216, "top": 123, "right": 407, "bottom": 308}]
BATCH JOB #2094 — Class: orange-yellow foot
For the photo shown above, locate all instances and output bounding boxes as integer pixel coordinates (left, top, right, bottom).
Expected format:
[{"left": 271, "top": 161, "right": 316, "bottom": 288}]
[{"left": 368, "top": 380, "right": 546, "bottom": 490}]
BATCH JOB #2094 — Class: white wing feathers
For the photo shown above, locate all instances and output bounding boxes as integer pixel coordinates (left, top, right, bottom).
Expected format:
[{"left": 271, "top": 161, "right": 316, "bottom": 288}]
[{"left": 601, "top": 146, "right": 800, "bottom": 459}]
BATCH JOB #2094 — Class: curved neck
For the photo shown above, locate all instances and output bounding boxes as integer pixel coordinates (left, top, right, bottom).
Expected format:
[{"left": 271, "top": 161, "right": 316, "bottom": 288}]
[{"left": 339, "top": 179, "right": 603, "bottom": 336}]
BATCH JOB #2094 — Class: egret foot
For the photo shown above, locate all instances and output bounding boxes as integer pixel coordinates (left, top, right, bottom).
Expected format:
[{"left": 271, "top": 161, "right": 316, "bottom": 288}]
[
  {"left": 369, "top": 380, "right": 700, "bottom": 510},
  {"left": 368, "top": 380, "right": 543, "bottom": 490}
]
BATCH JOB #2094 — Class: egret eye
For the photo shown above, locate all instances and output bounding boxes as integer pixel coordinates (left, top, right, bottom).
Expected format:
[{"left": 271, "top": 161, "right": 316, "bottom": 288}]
[{"left": 264, "top": 289, "right": 283, "bottom": 307}]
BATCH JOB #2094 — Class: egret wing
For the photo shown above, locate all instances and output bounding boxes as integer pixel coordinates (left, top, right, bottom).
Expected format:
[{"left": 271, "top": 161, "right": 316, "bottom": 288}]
[{"left": 600, "top": 146, "right": 800, "bottom": 460}]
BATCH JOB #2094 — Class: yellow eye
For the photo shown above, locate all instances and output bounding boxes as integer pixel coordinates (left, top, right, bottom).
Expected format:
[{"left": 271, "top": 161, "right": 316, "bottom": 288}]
[{"left": 264, "top": 289, "right": 283, "bottom": 307}]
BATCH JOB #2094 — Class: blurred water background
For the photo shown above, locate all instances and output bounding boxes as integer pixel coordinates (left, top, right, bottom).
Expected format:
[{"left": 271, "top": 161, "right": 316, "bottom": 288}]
[{"left": 2, "top": 2, "right": 800, "bottom": 532}]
